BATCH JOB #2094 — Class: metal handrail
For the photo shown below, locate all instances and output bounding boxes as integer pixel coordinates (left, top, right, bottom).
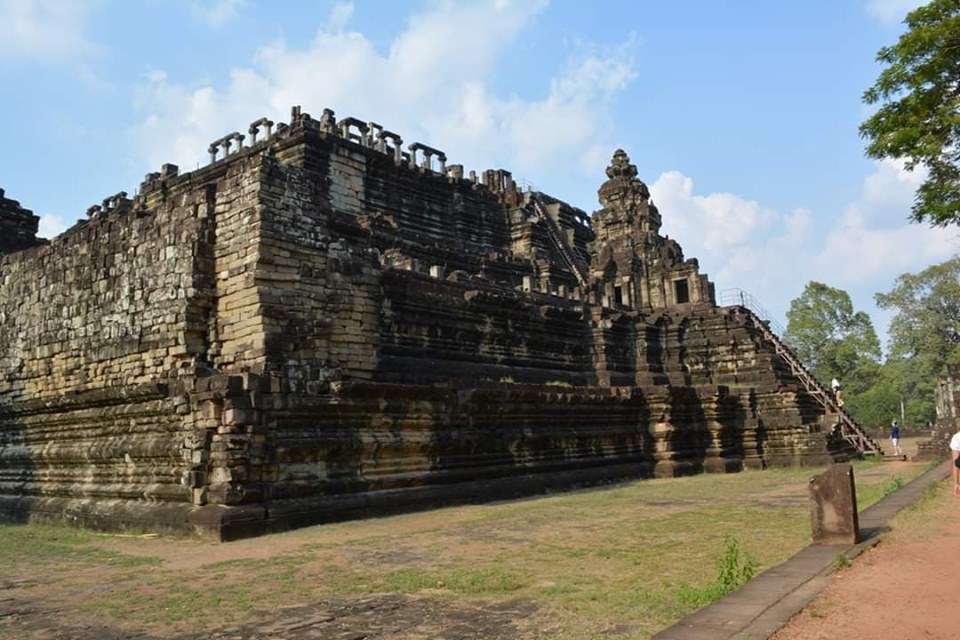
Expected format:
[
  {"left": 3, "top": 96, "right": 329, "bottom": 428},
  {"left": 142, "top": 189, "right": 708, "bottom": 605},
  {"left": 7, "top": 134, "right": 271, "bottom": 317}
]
[
  {"left": 531, "top": 198, "right": 588, "bottom": 286},
  {"left": 718, "top": 288, "right": 786, "bottom": 336}
]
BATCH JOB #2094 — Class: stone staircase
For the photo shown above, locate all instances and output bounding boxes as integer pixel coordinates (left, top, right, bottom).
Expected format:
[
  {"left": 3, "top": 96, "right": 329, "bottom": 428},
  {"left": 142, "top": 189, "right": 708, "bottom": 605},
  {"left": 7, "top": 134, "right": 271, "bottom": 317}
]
[
  {"left": 721, "top": 292, "right": 884, "bottom": 457},
  {"left": 529, "top": 196, "right": 588, "bottom": 286}
]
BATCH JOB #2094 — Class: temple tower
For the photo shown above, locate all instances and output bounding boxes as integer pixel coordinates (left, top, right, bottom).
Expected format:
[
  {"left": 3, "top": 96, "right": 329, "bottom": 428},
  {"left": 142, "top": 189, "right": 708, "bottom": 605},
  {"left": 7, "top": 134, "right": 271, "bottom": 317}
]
[{"left": 589, "top": 150, "right": 715, "bottom": 309}]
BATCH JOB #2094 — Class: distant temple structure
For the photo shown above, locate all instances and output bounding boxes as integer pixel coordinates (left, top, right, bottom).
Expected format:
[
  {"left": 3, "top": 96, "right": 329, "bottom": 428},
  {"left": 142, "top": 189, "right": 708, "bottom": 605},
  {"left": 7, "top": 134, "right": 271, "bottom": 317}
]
[
  {"left": 916, "top": 368, "right": 959, "bottom": 460},
  {"left": 0, "top": 106, "right": 876, "bottom": 540}
]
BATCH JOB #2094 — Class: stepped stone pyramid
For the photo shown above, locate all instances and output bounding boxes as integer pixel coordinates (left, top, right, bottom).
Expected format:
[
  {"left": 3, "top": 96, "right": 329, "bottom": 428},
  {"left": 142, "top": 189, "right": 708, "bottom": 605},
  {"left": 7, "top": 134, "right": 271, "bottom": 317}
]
[{"left": 0, "top": 106, "right": 860, "bottom": 540}]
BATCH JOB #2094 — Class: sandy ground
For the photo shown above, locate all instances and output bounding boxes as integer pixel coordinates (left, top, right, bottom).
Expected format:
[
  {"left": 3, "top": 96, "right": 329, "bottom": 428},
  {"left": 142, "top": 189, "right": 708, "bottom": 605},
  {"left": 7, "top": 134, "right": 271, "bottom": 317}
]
[{"left": 773, "top": 479, "right": 960, "bottom": 640}]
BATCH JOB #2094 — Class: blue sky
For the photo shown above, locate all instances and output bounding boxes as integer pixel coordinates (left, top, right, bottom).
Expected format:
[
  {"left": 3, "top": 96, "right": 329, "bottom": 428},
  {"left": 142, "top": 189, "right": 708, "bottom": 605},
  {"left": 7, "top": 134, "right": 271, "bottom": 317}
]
[{"left": 1, "top": 0, "right": 955, "bottom": 350}]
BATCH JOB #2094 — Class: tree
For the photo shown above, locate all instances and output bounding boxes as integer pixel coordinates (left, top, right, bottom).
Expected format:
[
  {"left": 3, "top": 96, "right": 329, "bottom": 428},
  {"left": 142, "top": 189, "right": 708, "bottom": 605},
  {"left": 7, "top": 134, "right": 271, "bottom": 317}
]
[
  {"left": 784, "top": 282, "right": 882, "bottom": 393},
  {"left": 844, "top": 359, "right": 932, "bottom": 428},
  {"left": 860, "top": 0, "right": 960, "bottom": 226},
  {"left": 876, "top": 256, "right": 960, "bottom": 370},
  {"left": 860, "top": 256, "right": 960, "bottom": 427}
]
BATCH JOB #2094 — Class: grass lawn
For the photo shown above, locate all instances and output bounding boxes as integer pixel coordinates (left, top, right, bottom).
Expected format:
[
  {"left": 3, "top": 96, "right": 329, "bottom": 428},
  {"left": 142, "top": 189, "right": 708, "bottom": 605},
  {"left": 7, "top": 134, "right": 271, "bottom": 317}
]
[{"left": 0, "top": 456, "right": 932, "bottom": 640}]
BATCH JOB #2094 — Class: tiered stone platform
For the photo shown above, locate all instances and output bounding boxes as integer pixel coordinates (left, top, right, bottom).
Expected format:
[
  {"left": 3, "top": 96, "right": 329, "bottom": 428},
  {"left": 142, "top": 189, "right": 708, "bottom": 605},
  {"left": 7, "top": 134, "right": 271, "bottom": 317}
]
[{"left": 0, "top": 106, "right": 851, "bottom": 539}]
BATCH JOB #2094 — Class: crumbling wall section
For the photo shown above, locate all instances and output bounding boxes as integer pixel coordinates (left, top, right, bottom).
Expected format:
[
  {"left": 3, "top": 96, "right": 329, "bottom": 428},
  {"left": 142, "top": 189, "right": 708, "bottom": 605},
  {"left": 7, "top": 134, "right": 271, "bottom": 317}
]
[{"left": 0, "top": 189, "right": 42, "bottom": 256}]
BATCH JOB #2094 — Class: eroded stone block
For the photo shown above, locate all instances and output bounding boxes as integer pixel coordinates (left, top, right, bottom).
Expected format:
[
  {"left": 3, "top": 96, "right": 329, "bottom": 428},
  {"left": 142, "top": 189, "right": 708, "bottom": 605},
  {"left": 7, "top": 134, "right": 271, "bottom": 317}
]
[{"left": 809, "top": 463, "right": 860, "bottom": 545}]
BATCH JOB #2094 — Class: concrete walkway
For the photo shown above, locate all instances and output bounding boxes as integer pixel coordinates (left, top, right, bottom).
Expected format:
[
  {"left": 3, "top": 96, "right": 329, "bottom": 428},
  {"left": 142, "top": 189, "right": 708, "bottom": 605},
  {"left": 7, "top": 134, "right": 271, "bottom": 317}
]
[{"left": 651, "top": 461, "right": 951, "bottom": 640}]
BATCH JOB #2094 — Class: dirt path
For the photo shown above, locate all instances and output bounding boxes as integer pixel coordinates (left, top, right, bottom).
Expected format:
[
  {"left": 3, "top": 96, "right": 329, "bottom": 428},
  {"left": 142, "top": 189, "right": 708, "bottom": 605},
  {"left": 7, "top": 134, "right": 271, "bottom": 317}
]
[{"left": 774, "top": 480, "right": 960, "bottom": 640}]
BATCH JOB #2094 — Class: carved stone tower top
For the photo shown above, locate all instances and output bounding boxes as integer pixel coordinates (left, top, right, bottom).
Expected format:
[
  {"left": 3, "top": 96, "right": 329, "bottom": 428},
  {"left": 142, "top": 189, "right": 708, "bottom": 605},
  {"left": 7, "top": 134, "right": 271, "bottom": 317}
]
[
  {"left": 589, "top": 149, "right": 715, "bottom": 310},
  {"left": 596, "top": 149, "right": 660, "bottom": 235}
]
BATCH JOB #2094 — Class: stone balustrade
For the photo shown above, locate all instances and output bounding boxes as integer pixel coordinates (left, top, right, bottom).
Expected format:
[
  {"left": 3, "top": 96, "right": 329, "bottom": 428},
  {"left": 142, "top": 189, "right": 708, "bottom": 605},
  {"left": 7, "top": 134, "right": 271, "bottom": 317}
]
[
  {"left": 247, "top": 117, "right": 274, "bottom": 145},
  {"left": 208, "top": 131, "right": 246, "bottom": 164}
]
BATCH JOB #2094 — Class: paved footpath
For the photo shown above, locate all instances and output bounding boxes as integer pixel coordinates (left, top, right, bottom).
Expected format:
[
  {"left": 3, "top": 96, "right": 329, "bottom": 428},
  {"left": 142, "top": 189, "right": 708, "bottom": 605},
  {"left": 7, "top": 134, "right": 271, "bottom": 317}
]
[{"left": 652, "top": 461, "right": 951, "bottom": 640}]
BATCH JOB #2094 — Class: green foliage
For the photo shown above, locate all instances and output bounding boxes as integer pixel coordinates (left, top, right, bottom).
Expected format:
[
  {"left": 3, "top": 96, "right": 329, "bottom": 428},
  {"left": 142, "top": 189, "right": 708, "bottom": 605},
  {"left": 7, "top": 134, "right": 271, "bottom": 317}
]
[
  {"left": 883, "top": 475, "right": 906, "bottom": 497},
  {"left": 782, "top": 269, "right": 960, "bottom": 428},
  {"left": 876, "top": 257, "right": 960, "bottom": 369},
  {"left": 860, "top": 0, "right": 960, "bottom": 225},
  {"left": 784, "top": 281, "right": 881, "bottom": 391},
  {"left": 675, "top": 536, "right": 757, "bottom": 607},
  {"left": 867, "top": 256, "right": 960, "bottom": 425},
  {"left": 833, "top": 553, "right": 851, "bottom": 571},
  {"left": 843, "top": 358, "right": 934, "bottom": 427}
]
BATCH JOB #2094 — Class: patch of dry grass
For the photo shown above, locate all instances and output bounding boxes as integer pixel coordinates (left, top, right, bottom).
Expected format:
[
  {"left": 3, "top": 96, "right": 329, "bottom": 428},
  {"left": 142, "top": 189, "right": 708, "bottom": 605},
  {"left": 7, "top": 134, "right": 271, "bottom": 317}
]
[{"left": 0, "top": 459, "right": 929, "bottom": 640}]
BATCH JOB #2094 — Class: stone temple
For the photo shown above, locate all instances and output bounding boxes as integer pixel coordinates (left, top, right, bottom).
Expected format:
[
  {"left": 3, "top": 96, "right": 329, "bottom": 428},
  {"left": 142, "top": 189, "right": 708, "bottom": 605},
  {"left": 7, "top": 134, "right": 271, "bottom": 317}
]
[{"left": 0, "top": 107, "right": 878, "bottom": 540}]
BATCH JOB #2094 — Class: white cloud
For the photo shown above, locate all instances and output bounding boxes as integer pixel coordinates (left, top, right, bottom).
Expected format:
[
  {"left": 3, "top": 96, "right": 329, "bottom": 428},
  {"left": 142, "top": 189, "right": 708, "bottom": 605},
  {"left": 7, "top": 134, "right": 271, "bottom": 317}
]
[
  {"left": 652, "top": 158, "right": 959, "bottom": 334},
  {"left": 129, "top": 0, "right": 637, "bottom": 184},
  {"left": 188, "top": 0, "right": 246, "bottom": 27},
  {"left": 38, "top": 213, "right": 69, "bottom": 238},
  {"left": 651, "top": 171, "right": 777, "bottom": 253},
  {"left": 325, "top": 0, "right": 353, "bottom": 32},
  {"left": 865, "top": 0, "right": 926, "bottom": 25},
  {"left": 0, "top": 0, "right": 99, "bottom": 61}
]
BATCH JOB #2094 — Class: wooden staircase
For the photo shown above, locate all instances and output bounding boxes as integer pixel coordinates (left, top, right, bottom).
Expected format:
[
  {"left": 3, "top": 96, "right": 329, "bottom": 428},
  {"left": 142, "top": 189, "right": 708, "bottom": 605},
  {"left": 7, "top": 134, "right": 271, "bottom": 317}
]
[{"left": 721, "top": 292, "right": 884, "bottom": 457}]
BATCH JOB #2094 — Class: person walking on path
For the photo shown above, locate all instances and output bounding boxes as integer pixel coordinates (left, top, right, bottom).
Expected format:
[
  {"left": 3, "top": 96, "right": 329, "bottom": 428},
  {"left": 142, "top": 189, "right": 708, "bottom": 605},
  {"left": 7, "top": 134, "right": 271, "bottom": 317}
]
[
  {"left": 831, "top": 378, "right": 841, "bottom": 395},
  {"left": 951, "top": 426, "right": 960, "bottom": 497},
  {"left": 890, "top": 420, "right": 903, "bottom": 456}
]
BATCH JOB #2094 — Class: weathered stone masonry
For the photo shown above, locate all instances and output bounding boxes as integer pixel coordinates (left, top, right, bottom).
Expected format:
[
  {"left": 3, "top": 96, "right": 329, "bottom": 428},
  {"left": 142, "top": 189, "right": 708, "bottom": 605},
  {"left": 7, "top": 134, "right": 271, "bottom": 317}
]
[
  {"left": 0, "top": 189, "right": 42, "bottom": 256},
  {"left": 0, "top": 107, "right": 852, "bottom": 540}
]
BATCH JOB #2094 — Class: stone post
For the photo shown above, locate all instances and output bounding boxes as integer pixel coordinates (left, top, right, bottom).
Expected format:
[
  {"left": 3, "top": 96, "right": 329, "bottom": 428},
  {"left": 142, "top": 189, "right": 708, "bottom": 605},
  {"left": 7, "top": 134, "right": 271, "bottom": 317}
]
[
  {"left": 809, "top": 463, "right": 860, "bottom": 545},
  {"left": 380, "top": 131, "right": 402, "bottom": 165}
]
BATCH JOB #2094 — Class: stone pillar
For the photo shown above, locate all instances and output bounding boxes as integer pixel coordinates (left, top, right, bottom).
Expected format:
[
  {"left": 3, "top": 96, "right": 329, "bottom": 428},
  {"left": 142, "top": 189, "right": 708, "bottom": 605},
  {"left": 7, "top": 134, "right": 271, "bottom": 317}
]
[
  {"left": 809, "top": 463, "right": 860, "bottom": 545},
  {"left": 248, "top": 117, "right": 274, "bottom": 145}
]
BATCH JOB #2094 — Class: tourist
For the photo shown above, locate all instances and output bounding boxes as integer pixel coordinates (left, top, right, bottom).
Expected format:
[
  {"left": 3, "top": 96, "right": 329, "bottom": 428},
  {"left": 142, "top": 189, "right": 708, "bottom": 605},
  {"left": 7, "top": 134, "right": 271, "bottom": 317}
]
[
  {"left": 951, "top": 426, "right": 960, "bottom": 497},
  {"left": 831, "top": 378, "right": 841, "bottom": 395},
  {"left": 890, "top": 420, "right": 902, "bottom": 456}
]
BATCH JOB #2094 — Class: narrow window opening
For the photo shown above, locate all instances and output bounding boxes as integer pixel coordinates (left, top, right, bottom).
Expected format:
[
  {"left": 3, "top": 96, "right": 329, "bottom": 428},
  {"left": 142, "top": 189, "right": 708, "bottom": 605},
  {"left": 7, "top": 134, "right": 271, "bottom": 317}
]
[{"left": 674, "top": 279, "right": 690, "bottom": 304}]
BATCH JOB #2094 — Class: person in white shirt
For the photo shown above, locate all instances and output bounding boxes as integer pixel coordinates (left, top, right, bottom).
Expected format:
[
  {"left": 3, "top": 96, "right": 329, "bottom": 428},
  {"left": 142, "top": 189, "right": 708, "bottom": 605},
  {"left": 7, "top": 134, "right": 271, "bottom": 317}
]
[
  {"left": 951, "top": 427, "right": 960, "bottom": 497},
  {"left": 831, "top": 378, "right": 840, "bottom": 394}
]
